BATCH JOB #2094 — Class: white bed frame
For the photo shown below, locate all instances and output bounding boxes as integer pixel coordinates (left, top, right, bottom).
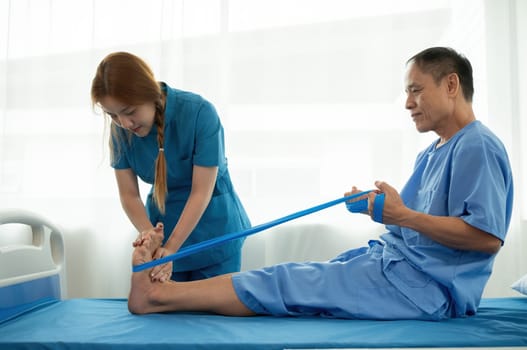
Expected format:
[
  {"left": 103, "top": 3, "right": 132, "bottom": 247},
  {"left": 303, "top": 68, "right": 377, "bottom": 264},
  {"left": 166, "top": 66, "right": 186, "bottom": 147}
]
[{"left": 0, "top": 209, "right": 67, "bottom": 299}]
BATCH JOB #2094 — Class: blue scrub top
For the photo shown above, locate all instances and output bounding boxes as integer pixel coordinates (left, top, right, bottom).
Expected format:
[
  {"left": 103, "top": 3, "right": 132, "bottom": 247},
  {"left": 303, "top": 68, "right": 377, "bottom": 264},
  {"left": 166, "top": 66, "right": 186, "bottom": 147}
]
[
  {"left": 111, "top": 83, "right": 251, "bottom": 271},
  {"left": 382, "top": 120, "right": 514, "bottom": 317}
]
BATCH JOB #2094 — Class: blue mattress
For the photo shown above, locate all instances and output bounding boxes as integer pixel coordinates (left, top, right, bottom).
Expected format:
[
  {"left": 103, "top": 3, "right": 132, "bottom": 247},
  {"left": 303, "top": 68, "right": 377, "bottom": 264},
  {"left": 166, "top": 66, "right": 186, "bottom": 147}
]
[
  {"left": 1, "top": 210, "right": 526, "bottom": 349},
  {"left": 0, "top": 297, "right": 526, "bottom": 349}
]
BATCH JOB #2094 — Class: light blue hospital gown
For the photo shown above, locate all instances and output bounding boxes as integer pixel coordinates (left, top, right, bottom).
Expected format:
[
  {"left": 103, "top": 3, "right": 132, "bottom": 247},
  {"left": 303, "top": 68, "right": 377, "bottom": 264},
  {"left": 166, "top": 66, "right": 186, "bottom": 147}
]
[
  {"left": 232, "top": 121, "right": 513, "bottom": 320},
  {"left": 112, "top": 83, "right": 251, "bottom": 273}
]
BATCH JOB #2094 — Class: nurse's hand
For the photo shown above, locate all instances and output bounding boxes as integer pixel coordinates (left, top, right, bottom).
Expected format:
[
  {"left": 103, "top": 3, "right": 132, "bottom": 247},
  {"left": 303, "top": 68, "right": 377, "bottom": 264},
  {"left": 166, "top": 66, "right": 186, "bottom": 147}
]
[
  {"left": 150, "top": 247, "right": 173, "bottom": 283},
  {"left": 133, "top": 222, "right": 164, "bottom": 247}
]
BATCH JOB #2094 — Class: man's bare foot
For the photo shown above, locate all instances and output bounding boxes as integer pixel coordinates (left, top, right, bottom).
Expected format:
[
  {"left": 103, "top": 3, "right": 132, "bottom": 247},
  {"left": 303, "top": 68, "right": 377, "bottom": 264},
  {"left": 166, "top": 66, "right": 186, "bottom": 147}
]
[{"left": 128, "top": 228, "right": 165, "bottom": 315}]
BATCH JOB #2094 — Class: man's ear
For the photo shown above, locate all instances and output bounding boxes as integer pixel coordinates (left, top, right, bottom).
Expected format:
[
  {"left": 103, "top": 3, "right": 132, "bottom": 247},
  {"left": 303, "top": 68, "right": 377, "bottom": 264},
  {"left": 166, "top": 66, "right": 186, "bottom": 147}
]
[{"left": 446, "top": 73, "right": 460, "bottom": 98}]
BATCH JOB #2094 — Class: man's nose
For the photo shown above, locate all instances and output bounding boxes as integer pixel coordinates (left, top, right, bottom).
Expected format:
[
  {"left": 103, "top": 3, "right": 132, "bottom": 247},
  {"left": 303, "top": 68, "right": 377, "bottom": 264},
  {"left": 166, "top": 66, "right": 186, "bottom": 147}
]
[{"left": 405, "top": 95, "right": 415, "bottom": 110}]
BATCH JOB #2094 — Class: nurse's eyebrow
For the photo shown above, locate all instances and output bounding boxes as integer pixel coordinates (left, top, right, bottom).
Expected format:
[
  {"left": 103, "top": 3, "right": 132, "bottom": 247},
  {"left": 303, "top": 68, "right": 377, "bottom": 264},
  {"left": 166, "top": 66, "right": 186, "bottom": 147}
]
[
  {"left": 119, "top": 106, "right": 133, "bottom": 113},
  {"left": 99, "top": 104, "right": 132, "bottom": 115}
]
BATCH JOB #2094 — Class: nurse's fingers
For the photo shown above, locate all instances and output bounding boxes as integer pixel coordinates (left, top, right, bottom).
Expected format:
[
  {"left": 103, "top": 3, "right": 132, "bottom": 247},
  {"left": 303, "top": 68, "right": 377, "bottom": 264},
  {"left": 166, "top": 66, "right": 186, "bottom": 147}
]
[
  {"left": 158, "top": 267, "right": 172, "bottom": 283},
  {"left": 136, "top": 223, "right": 164, "bottom": 248},
  {"left": 151, "top": 263, "right": 172, "bottom": 282},
  {"left": 132, "top": 233, "right": 146, "bottom": 247}
]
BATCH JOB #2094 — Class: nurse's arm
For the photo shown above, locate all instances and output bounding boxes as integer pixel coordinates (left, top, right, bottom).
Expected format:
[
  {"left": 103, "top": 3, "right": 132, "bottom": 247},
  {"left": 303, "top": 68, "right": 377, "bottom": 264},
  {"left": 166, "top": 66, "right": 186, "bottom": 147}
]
[
  {"left": 159, "top": 165, "right": 218, "bottom": 257},
  {"left": 372, "top": 181, "right": 502, "bottom": 255},
  {"left": 115, "top": 168, "right": 155, "bottom": 235}
]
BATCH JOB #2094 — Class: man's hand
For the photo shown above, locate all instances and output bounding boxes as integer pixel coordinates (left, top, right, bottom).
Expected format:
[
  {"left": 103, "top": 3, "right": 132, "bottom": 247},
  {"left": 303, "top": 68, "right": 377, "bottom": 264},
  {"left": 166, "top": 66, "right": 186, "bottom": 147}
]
[
  {"left": 344, "top": 186, "right": 371, "bottom": 215},
  {"left": 369, "top": 180, "right": 408, "bottom": 225}
]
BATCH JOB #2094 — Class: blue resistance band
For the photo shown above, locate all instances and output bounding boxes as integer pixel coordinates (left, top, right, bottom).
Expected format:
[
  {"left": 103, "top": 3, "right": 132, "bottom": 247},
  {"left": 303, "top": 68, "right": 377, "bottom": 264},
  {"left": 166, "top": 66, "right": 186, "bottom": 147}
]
[{"left": 132, "top": 190, "right": 385, "bottom": 272}]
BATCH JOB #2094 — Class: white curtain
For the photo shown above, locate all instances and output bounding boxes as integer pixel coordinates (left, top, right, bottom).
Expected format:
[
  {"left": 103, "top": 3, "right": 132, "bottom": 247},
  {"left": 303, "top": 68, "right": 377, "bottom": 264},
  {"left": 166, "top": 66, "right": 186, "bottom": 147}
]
[{"left": 1, "top": 0, "right": 525, "bottom": 298}]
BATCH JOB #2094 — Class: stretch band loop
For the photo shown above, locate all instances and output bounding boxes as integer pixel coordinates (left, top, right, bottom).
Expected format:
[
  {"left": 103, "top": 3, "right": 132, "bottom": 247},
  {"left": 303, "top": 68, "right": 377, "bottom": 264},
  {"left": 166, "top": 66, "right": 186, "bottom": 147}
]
[
  {"left": 133, "top": 190, "right": 384, "bottom": 272},
  {"left": 346, "top": 193, "right": 385, "bottom": 224},
  {"left": 372, "top": 193, "right": 385, "bottom": 223}
]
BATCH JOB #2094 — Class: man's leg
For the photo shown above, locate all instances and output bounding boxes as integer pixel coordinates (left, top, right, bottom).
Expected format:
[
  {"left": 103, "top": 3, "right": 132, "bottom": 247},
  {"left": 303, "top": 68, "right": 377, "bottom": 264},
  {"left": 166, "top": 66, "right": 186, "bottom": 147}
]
[{"left": 128, "top": 231, "right": 255, "bottom": 316}]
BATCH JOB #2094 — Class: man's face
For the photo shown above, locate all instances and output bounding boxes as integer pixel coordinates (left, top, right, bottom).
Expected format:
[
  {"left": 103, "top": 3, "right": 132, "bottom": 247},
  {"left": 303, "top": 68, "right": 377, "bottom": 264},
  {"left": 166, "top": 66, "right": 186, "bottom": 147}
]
[{"left": 404, "top": 62, "right": 453, "bottom": 134}]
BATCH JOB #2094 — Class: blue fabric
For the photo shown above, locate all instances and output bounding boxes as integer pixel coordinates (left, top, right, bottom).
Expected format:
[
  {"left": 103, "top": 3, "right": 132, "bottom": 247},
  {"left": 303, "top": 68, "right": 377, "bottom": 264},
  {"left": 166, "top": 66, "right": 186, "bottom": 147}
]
[
  {"left": 233, "top": 240, "right": 451, "bottom": 320},
  {"left": 111, "top": 83, "right": 251, "bottom": 272},
  {"left": 0, "top": 298, "right": 525, "bottom": 349},
  {"left": 233, "top": 121, "right": 513, "bottom": 320},
  {"left": 382, "top": 120, "right": 513, "bottom": 317}
]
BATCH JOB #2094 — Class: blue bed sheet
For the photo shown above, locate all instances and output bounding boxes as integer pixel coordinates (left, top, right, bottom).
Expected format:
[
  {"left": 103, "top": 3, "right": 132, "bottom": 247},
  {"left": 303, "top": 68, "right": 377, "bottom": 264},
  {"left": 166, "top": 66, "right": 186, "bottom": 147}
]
[{"left": 0, "top": 297, "right": 526, "bottom": 349}]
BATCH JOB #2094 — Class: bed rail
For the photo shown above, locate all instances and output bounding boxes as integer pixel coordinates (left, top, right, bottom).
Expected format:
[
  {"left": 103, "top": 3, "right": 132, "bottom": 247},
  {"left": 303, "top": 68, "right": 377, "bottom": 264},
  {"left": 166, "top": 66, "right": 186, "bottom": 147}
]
[{"left": 0, "top": 209, "right": 66, "bottom": 298}]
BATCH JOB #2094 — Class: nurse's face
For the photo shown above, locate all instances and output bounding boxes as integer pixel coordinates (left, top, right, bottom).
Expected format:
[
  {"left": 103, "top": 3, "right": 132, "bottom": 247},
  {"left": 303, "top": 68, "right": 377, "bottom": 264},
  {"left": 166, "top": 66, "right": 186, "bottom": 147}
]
[
  {"left": 404, "top": 62, "right": 453, "bottom": 135},
  {"left": 99, "top": 96, "right": 156, "bottom": 137}
]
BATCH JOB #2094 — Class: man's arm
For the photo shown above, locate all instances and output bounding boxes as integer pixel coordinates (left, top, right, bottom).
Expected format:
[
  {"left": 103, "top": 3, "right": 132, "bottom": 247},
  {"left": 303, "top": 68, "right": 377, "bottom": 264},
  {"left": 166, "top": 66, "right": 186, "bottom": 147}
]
[{"left": 371, "top": 181, "right": 502, "bottom": 255}]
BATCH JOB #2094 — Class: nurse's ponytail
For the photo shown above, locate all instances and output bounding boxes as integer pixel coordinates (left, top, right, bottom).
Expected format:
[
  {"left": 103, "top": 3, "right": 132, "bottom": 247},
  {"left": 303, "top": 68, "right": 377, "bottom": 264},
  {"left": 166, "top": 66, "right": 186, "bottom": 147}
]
[{"left": 153, "top": 102, "right": 167, "bottom": 215}]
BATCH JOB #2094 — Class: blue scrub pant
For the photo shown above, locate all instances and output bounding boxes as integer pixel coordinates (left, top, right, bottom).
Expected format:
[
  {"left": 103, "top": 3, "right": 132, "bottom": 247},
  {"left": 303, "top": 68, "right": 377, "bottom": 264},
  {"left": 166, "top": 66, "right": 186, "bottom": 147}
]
[{"left": 232, "top": 241, "right": 451, "bottom": 320}]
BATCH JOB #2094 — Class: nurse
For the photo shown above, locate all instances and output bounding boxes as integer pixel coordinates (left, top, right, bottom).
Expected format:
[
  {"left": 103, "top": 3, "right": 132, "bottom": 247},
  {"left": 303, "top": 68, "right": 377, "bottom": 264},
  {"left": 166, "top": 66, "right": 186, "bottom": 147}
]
[
  {"left": 127, "top": 47, "right": 513, "bottom": 320},
  {"left": 91, "top": 52, "right": 251, "bottom": 282}
]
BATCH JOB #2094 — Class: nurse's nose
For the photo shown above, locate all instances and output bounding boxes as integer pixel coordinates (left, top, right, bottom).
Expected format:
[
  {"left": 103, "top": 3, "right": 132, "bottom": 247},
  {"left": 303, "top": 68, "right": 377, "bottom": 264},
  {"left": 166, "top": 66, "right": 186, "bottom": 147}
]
[{"left": 118, "top": 115, "right": 134, "bottom": 129}]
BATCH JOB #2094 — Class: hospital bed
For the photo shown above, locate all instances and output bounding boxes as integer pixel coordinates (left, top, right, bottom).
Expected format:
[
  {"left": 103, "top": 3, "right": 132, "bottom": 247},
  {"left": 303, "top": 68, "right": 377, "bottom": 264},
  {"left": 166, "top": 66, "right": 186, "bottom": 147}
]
[{"left": 1, "top": 209, "right": 526, "bottom": 350}]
